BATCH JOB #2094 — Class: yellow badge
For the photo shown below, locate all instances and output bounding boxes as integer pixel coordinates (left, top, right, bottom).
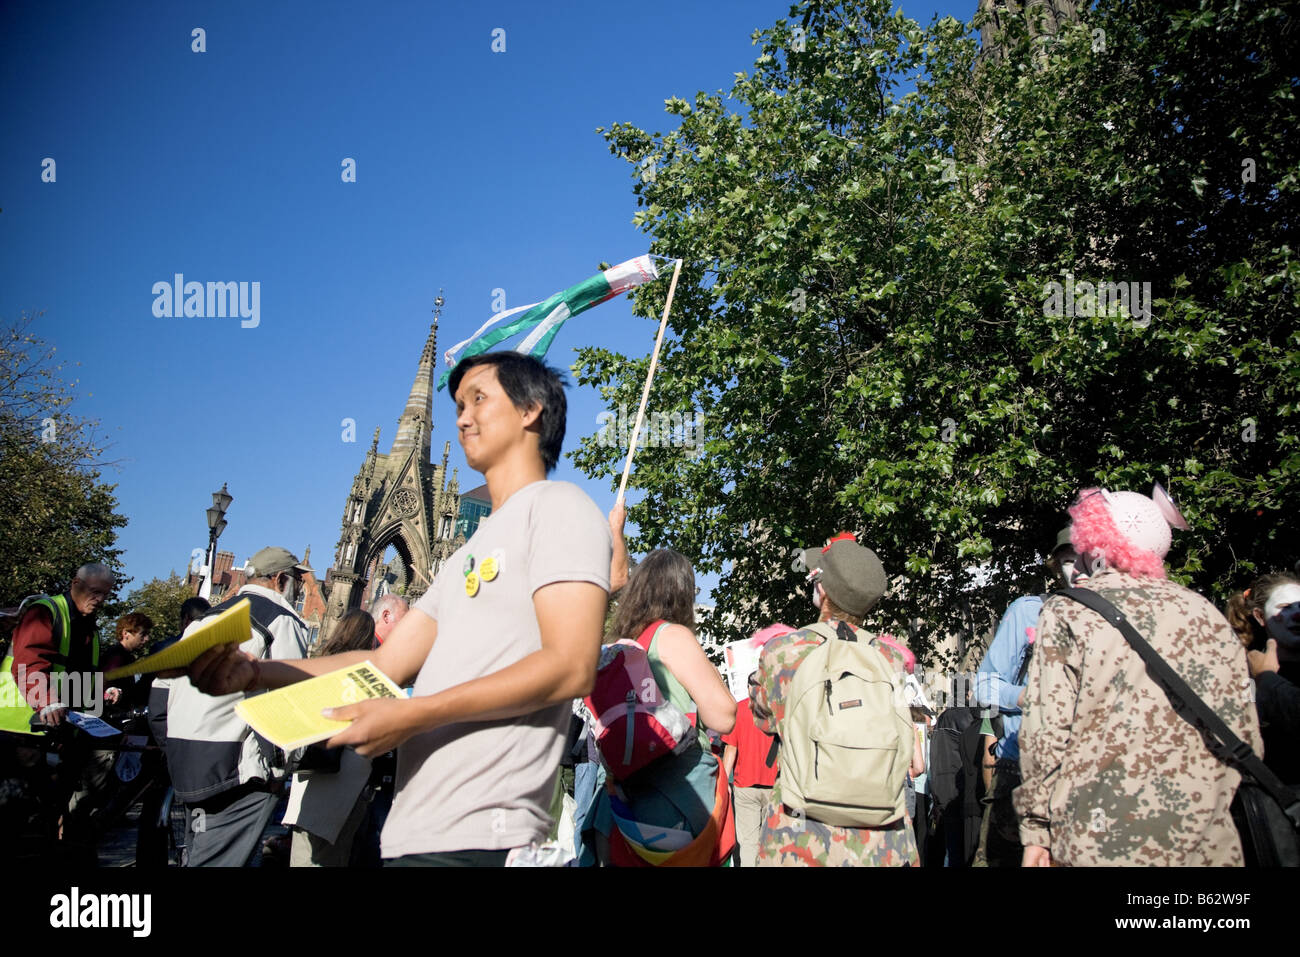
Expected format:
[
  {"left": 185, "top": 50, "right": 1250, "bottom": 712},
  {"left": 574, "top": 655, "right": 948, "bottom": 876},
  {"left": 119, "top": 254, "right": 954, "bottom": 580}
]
[
  {"left": 465, "top": 572, "right": 481, "bottom": 597},
  {"left": 480, "top": 556, "right": 499, "bottom": 582}
]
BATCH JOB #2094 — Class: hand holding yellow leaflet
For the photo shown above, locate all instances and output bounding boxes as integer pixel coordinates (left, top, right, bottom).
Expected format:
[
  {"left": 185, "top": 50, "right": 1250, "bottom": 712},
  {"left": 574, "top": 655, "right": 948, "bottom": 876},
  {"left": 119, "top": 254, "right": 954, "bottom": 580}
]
[
  {"left": 236, "top": 661, "right": 404, "bottom": 750},
  {"left": 103, "top": 599, "right": 253, "bottom": 681}
]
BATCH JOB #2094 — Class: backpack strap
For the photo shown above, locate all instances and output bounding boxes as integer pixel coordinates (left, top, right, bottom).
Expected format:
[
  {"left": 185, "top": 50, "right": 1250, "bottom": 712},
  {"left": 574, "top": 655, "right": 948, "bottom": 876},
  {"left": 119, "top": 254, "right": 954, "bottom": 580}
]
[
  {"left": 1055, "top": 587, "right": 1300, "bottom": 831},
  {"left": 633, "top": 619, "right": 668, "bottom": 652},
  {"left": 765, "top": 735, "right": 779, "bottom": 768}
]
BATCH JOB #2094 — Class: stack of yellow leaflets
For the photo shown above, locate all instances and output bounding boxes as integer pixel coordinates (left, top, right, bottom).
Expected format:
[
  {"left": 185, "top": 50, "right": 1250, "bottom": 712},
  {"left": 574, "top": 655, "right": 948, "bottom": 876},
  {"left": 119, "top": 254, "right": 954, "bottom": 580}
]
[
  {"left": 103, "top": 599, "right": 253, "bottom": 681},
  {"left": 236, "top": 661, "right": 404, "bottom": 750}
]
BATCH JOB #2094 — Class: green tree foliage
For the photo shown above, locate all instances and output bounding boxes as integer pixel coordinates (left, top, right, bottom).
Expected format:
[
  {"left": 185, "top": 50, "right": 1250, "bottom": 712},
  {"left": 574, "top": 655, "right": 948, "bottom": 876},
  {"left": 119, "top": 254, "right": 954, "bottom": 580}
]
[
  {"left": 0, "top": 314, "right": 128, "bottom": 608},
  {"left": 116, "top": 572, "right": 192, "bottom": 650},
  {"left": 572, "top": 0, "right": 1298, "bottom": 660}
]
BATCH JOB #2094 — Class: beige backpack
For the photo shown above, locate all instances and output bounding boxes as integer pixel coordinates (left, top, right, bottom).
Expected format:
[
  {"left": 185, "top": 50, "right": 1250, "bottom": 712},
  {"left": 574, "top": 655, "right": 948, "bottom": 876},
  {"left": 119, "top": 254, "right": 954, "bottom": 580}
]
[{"left": 776, "top": 620, "right": 913, "bottom": 828}]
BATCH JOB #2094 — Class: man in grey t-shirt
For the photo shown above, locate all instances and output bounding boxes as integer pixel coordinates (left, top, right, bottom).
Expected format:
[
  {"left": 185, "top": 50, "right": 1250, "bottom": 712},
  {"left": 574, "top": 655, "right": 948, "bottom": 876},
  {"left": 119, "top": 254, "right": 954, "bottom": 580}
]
[{"left": 181, "top": 353, "right": 612, "bottom": 866}]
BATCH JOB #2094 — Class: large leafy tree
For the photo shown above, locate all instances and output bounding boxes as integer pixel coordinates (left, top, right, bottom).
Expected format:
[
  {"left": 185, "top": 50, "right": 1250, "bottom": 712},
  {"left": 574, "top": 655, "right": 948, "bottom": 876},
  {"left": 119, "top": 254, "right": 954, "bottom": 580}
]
[
  {"left": 0, "top": 314, "right": 128, "bottom": 609},
  {"left": 572, "top": 0, "right": 1298, "bottom": 662}
]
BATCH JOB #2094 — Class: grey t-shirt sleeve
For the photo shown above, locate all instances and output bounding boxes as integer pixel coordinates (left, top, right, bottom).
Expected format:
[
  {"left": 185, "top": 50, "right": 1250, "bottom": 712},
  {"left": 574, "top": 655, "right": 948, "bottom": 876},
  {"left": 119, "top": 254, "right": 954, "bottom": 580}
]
[
  {"left": 414, "top": 568, "right": 442, "bottom": 622},
  {"left": 527, "top": 483, "right": 612, "bottom": 595}
]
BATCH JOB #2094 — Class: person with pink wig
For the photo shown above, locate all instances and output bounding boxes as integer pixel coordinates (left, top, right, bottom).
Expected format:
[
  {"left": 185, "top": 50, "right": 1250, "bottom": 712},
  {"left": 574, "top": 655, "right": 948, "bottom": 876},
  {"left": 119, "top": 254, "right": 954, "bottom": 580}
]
[{"left": 1014, "top": 484, "right": 1261, "bottom": 866}]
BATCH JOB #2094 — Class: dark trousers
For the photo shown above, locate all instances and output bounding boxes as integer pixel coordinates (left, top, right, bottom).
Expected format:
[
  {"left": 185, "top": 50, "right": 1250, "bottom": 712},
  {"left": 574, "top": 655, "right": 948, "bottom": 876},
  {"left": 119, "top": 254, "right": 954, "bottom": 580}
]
[
  {"left": 59, "top": 741, "right": 116, "bottom": 863},
  {"left": 386, "top": 849, "right": 510, "bottom": 867},
  {"left": 133, "top": 767, "right": 171, "bottom": 868},
  {"left": 973, "top": 762, "right": 1023, "bottom": 867},
  {"left": 186, "top": 784, "right": 278, "bottom": 867}
]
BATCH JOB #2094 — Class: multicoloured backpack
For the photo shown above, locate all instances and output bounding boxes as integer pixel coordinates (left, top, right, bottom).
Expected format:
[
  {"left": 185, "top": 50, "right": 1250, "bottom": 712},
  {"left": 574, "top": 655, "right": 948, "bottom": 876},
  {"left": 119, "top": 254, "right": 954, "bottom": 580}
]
[{"left": 584, "top": 620, "right": 694, "bottom": 780}]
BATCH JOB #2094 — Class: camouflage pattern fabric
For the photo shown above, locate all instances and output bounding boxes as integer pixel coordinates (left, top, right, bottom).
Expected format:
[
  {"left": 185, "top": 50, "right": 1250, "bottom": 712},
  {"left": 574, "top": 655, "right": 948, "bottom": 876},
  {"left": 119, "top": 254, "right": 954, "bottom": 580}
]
[
  {"left": 749, "top": 622, "right": 919, "bottom": 867},
  {"left": 1014, "top": 570, "right": 1260, "bottom": 866}
]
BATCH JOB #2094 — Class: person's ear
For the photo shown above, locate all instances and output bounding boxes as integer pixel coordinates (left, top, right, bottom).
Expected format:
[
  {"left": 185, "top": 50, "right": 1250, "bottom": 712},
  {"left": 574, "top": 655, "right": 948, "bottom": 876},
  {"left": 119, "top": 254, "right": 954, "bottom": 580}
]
[
  {"left": 1253, "top": 608, "right": 1266, "bottom": 628},
  {"left": 518, "top": 400, "right": 542, "bottom": 429}
]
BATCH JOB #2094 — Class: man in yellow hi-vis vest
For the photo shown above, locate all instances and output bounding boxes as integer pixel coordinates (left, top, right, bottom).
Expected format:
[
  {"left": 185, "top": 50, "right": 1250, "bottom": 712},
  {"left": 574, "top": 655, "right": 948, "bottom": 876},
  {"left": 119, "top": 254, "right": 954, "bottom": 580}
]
[
  {"left": 3, "top": 564, "right": 113, "bottom": 726},
  {"left": 2, "top": 563, "right": 115, "bottom": 855}
]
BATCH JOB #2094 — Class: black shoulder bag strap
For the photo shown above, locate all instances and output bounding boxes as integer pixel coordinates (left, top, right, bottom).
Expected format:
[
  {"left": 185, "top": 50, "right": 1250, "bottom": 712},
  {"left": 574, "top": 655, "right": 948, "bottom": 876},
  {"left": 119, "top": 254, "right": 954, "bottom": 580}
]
[
  {"left": 1056, "top": 587, "right": 1300, "bottom": 831},
  {"left": 1014, "top": 642, "right": 1034, "bottom": 686},
  {"left": 1008, "top": 600, "right": 1041, "bottom": 687}
]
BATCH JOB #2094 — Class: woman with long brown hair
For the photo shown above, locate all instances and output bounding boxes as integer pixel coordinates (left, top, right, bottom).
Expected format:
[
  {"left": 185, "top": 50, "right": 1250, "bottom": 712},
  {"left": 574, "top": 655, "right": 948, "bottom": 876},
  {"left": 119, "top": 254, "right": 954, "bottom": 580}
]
[
  {"left": 312, "top": 608, "right": 375, "bottom": 658},
  {"left": 595, "top": 547, "right": 737, "bottom": 866}
]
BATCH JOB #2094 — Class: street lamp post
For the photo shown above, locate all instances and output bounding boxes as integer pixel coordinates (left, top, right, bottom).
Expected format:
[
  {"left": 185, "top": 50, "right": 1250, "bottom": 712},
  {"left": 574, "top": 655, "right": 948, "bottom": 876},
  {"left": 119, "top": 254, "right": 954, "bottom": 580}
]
[{"left": 200, "top": 483, "right": 233, "bottom": 601}]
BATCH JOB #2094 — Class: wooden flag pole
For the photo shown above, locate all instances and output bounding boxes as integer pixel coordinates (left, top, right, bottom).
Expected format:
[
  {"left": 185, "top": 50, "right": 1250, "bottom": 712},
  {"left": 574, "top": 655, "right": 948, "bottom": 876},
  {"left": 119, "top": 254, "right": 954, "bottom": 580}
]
[{"left": 617, "top": 257, "right": 684, "bottom": 506}]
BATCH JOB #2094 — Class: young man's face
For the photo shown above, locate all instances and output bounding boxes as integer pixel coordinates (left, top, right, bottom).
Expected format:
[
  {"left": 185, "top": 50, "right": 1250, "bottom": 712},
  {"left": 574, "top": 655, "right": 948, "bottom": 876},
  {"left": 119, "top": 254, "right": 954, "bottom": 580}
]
[{"left": 454, "top": 364, "right": 538, "bottom": 472}]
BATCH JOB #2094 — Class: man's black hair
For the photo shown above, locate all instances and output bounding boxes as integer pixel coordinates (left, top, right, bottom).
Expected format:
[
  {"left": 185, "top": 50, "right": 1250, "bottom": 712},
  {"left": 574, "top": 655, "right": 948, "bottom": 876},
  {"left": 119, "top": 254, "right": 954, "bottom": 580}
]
[
  {"left": 179, "top": 596, "right": 211, "bottom": 630},
  {"left": 448, "top": 352, "right": 567, "bottom": 473}
]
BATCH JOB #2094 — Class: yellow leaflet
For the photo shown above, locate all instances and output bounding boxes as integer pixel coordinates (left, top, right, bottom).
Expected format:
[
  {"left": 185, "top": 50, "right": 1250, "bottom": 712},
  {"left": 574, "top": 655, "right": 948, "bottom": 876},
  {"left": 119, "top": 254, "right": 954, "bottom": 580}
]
[
  {"left": 235, "top": 660, "right": 404, "bottom": 751},
  {"left": 103, "top": 599, "right": 253, "bottom": 680}
]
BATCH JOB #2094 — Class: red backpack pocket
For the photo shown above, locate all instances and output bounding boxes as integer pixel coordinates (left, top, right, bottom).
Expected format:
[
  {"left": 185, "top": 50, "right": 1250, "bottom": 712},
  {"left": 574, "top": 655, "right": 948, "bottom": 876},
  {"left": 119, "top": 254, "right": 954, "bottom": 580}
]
[{"left": 584, "top": 621, "right": 694, "bottom": 779}]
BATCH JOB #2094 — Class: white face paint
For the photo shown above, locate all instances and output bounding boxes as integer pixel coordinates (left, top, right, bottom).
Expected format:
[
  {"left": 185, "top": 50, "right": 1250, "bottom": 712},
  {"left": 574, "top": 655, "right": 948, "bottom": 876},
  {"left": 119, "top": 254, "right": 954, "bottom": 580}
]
[
  {"left": 1262, "top": 583, "right": 1300, "bottom": 650},
  {"left": 1058, "top": 559, "right": 1089, "bottom": 587}
]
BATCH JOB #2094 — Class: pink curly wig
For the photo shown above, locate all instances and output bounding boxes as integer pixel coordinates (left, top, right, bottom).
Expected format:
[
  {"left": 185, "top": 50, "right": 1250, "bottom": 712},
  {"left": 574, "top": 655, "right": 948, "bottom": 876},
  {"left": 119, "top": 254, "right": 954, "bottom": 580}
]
[
  {"left": 748, "top": 623, "right": 794, "bottom": 648},
  {"left": 1068, "top": 488, "right": 1167, "bottom": 579},
  {"left": 875, "top": 633, "right": 917, "bottom": 674}
]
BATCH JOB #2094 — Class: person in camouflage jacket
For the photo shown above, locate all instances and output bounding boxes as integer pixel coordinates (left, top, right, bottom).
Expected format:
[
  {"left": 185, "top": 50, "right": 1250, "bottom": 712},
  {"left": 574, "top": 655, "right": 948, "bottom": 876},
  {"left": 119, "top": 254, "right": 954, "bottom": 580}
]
[
  {"left": 1015, "top": 487, "right": 1260, "bottom": 866},
  {"left": 751, "top": 628, "right": 920, "bottom": 866},
  {"left": 749, "top": 533, "right": 921, "bottom": 867}
]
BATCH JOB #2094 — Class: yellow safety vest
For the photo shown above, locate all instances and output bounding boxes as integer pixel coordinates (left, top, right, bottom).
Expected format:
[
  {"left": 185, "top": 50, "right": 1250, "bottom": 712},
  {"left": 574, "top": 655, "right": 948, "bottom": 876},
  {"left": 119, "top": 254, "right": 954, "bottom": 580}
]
[{"left": 0, "top": 595, "right": 89, "bottom": 735}]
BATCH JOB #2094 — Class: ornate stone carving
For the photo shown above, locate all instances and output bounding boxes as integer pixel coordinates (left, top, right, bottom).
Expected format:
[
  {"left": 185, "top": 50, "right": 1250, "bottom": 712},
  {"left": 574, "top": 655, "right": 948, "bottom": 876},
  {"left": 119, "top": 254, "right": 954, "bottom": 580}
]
[{"left": 392, "top": 487, "right": 420, "bottom": 517}]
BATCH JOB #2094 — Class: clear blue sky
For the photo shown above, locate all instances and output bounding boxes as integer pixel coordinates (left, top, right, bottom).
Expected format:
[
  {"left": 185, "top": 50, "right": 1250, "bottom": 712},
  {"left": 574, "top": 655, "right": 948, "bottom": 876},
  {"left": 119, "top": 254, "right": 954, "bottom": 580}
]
[{"left": 1, "top": 0, "right": 972, "bottom": 600}]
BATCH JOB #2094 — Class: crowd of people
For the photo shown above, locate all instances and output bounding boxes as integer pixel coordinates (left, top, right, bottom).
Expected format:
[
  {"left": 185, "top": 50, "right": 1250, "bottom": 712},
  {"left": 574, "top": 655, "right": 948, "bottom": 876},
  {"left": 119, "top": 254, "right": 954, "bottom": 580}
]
[{"left": 2, "top": 351, "right": 1296, "bottom": 866}]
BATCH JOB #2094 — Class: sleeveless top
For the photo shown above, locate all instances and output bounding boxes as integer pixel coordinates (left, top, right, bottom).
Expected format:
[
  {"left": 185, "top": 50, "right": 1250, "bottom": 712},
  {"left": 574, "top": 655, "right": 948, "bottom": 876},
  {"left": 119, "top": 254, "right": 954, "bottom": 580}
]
[{"left": 647, "top": 623, "right": 712, "bottom": 752}]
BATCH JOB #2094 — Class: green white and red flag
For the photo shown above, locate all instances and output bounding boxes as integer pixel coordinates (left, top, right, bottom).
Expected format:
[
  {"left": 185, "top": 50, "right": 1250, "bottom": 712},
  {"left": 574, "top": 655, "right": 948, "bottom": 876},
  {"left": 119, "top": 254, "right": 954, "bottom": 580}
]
[{"left": 437, "top": 255, "right": 663, "bottom": 390}]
